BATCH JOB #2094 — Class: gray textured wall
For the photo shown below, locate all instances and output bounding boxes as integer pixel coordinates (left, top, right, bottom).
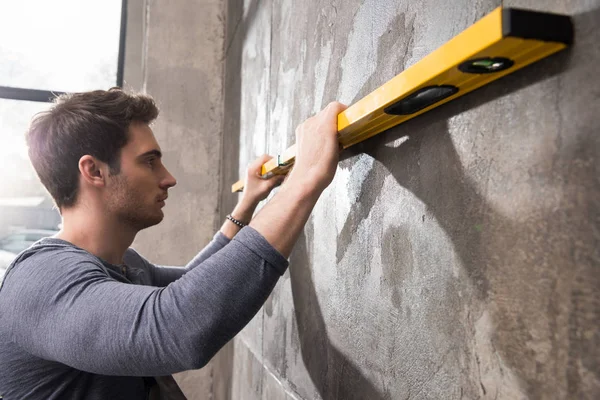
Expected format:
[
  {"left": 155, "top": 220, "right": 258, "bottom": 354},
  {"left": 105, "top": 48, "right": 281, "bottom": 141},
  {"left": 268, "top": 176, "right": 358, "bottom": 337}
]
[{"left": 221, "top": 0, "right": 600, "bottom": 399}]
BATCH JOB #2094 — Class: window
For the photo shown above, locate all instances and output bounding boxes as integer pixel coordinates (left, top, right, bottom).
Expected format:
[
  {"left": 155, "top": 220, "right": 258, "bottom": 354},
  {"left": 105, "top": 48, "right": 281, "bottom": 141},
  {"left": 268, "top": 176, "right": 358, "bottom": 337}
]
[
  {"left": 0, "top": 1, "right": 125, "bottom": 94},
  {"left": 0, "top": 1, "right": 126, "bottom": 242}
]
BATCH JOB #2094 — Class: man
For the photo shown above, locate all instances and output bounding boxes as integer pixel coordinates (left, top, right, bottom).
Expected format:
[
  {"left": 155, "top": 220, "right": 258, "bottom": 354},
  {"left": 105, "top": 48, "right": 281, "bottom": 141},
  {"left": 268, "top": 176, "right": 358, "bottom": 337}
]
[{"left": 0, "top": 88, "right": 346, "bottom": 399}]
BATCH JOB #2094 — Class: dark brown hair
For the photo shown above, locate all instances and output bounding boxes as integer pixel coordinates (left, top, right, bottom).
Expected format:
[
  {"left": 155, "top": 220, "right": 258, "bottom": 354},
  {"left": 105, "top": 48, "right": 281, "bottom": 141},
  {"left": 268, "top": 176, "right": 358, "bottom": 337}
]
[{"left": 26, "top": 88, "right": 159, "bottom": 209}]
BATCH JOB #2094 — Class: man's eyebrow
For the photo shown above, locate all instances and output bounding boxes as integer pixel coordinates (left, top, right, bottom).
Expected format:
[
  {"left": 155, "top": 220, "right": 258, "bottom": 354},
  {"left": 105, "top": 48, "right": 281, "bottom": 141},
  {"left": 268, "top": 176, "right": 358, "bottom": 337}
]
[{"left": 137, "top": 149, "right": 162, "bottom": 160}]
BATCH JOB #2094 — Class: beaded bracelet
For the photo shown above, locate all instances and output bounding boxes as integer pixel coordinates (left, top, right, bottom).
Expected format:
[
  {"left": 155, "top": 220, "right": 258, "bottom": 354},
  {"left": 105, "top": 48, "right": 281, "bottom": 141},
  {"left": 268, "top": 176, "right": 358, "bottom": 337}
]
[{"left": 226, "top": 214, "right": 248, "bottom": 228}]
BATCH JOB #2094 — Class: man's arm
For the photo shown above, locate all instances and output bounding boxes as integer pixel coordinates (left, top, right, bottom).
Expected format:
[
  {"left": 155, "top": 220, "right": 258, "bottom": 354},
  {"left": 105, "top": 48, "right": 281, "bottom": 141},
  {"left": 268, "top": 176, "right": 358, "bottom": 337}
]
[
  {"left": 251, "top": 102, "right": 347, "bottom": 257},
  {"left": 2, "top": 227, "right": 287, "bottom": 376},
  {"left": 219, "top": 154, "right": 286, "bottom": 240},
  {"left": 127, "top": 231, "right": 231, "bottom": 287}
]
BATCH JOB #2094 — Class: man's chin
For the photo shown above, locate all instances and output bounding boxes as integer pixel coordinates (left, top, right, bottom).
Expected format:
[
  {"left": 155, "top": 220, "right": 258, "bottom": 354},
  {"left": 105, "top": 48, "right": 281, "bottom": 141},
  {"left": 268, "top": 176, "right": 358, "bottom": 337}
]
[
  {"left": 129, "top": 211, "right": 164, "bottom": 231},
  {"left": 146, "top": 212, "right": 165, "bottom": 228}
]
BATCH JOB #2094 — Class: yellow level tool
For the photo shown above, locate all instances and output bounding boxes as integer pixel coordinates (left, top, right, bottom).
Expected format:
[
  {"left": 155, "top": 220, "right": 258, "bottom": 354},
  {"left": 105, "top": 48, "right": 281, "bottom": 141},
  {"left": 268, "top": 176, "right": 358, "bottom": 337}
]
[{"left": 232, "top": 6, "right": 573, "bottom": 192}]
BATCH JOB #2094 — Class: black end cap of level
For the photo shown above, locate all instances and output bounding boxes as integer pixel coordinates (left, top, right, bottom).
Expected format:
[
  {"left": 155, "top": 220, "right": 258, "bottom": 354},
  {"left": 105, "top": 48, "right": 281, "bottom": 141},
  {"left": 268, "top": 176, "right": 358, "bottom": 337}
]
[{"left": 502, "top": 8, "right": 574, "bottom": 45}]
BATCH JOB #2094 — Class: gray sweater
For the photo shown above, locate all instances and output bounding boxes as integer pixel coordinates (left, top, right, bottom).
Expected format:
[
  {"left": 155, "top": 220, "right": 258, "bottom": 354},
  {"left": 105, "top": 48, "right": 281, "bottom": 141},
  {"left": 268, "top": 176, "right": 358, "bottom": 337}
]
[{"left": 0, "top": 226, "right": 288, "bottom": 399}]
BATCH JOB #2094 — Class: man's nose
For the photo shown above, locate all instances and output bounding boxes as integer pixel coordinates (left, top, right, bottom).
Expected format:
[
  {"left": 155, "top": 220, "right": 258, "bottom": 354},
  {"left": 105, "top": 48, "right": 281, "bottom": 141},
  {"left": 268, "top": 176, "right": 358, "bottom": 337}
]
[{"left": 161, "top": 168, "right": 177, "bottom": 188}]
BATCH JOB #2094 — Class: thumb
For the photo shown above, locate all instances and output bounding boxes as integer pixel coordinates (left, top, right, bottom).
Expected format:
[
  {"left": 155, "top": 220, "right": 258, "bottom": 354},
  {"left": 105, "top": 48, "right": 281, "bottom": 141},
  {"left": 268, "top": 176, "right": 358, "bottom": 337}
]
[
  {"left": 325, "top": 101, "right": 348, "bottom": 119},
  {"left": 249, "top": 154, "right": 274, "bottom": 176},
  {"left": 253, "top": 154, "right": 274, "bottom": 166}
]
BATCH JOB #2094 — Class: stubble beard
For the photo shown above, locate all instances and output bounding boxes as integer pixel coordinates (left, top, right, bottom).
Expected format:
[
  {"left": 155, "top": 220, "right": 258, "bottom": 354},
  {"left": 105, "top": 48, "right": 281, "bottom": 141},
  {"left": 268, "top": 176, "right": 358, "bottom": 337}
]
[{"left": 108, "top": 174, "right": 164, "bottom": 232}]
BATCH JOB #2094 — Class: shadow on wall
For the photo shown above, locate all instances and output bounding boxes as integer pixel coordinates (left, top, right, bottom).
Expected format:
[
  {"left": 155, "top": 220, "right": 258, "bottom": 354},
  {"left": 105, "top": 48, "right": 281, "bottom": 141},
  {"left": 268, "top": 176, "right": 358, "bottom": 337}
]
[
  {"left": 318, "top": 7, "right": 597, "bottom": 398},
  {"left": 220, "top": 0, "right": 391, "bottom": 398},
  {"left": 290, "top": 226, "right": 388, "bottom": 400}
]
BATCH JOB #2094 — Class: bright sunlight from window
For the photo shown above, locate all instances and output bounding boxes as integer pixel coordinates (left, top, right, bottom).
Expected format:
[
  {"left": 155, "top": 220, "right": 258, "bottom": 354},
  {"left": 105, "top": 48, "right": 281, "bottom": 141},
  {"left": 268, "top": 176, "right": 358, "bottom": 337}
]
[
  {"left": 0, "top": 1, "right": 123, "bottom": 274},
  {"left": 0, "top": 0, "right": 122, "bottom": 92}
]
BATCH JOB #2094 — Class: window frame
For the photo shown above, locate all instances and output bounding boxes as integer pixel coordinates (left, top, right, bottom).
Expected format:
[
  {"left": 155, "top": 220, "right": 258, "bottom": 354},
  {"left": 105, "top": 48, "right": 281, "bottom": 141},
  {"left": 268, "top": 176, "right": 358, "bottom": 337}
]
[{"left": 0, "top": 0, "right": 128, "bottom": 103}]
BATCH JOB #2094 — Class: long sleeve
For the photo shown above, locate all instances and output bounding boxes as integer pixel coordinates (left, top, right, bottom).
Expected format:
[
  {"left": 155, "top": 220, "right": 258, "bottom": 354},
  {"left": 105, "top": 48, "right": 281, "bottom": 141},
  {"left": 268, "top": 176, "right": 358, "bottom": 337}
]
[
  {"left": 131, "top": 231, "right": 231, "bottom": 287},
  {"left": 0, "top": 227, "right": 287, "bottom": 376},
  {"left": 183, "top": 232, "right": 231, "bottom": 270}
]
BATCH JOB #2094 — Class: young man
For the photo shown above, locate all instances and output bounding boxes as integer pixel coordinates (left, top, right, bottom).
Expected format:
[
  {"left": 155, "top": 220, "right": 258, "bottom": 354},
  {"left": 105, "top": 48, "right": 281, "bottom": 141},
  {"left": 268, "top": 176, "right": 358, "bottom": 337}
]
[{"left": 0, "top": 88, "right": 346, "bottom": 399}]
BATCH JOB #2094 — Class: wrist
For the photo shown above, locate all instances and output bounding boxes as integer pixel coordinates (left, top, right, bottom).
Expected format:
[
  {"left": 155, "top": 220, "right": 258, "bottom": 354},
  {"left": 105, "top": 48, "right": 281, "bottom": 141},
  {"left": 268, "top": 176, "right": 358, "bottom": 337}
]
[
  {"left": 280, "top": 180, "right": 322, "bottom": 207},
  {"left": 284, "top": 172, "right": 324, "bottom": 201},
  {"left": 239, "top": 193, "right": 261, "bottom": 209},
  {"left": 232, "top": 199, "right": 257, "bottom": 223}
]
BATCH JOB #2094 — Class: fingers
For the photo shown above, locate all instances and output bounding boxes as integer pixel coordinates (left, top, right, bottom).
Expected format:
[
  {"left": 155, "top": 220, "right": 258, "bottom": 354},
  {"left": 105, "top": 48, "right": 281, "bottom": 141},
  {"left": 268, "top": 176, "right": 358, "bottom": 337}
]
[
  {"left": 252, "top": 154, "right": 273, "bottom": 167},
  {"left": 248, "top": 154, "right": 274, "bottom": 176},
  {"left": 321, "top": 101, "right": 347, "bottom": 134},
  {"left": 324, "top": 101, "right": 348, "bottom": 118}
]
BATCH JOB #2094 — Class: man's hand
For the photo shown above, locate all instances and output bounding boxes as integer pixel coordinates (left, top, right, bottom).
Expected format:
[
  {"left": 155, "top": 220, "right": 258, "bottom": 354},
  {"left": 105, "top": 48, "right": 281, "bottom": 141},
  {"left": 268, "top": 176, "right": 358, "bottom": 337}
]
[
  {"left": 221, "top": 155, "right": 284, "bottom": 239},
  {"left": 250, "top": 101, "right": 347, "bottom": 257},
  {"left": 286, "top": 101, "right": 348, "bottom": 195},
  {"left": 240, "top": 154, "right": 286, "bottom": 209}
]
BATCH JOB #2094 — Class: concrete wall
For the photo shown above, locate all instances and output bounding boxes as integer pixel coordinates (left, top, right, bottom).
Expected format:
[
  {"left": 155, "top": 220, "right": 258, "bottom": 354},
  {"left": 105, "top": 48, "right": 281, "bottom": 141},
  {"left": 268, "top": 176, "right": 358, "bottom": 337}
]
[
  {"left": 124, "top": 0, "right": 227, "bottom": 398},
  {"left": 222, "top": 0, "right": 600, "bottom": 399}
]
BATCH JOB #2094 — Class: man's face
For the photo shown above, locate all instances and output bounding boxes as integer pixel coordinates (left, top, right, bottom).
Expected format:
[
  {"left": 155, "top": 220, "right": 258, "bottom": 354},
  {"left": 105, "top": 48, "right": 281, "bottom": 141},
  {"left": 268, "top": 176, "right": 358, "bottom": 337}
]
[{"left": 104, "top": 122, "right": 177, "bottom": 231}]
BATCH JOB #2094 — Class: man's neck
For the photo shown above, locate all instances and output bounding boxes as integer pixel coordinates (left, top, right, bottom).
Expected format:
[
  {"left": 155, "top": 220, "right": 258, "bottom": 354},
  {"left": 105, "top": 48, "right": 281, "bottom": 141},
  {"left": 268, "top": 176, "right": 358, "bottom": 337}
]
[{"left": 57, "top": 207, "right": 137, "bottom": 265}]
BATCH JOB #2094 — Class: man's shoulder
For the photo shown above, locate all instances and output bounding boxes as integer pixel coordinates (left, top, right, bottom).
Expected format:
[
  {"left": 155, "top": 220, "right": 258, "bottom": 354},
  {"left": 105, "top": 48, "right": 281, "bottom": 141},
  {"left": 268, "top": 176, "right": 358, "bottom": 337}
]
[
  {"left": 0, "top": 242, "right": 112, "bottom": 322},
  {"left": 2, "top": 241, "right": 107, "bottom": 288},
  {"left": 18, "top": 240, "right": 102, "bottom": 267}
]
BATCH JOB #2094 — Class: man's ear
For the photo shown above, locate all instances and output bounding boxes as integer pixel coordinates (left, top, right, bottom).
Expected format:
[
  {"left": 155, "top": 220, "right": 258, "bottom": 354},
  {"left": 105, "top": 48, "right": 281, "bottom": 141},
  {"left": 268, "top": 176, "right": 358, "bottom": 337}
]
[{"left": 78, "top": 155, "right": 107, "bottom": 187}]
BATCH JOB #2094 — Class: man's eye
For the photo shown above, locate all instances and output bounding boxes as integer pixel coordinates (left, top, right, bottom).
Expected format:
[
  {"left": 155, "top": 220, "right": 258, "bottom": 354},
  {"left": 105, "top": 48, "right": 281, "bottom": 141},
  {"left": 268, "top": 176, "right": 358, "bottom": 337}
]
[{"left": 146, "top": 159, "right": 155, "bottom": 168}]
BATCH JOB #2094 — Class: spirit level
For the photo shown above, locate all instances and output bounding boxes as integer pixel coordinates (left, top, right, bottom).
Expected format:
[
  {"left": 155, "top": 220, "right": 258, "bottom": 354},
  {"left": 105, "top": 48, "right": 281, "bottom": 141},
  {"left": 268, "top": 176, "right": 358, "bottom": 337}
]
[{"left": 232, "top": 6, "right": 573, "bottom": 192}]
